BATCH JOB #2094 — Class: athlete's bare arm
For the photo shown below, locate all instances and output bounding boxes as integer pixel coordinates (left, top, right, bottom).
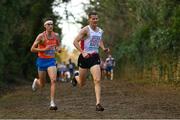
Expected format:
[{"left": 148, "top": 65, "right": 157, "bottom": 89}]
[
  {"left": 30, "top": 33, "right": 51, "bottom": 53},
  {"left": 99, "top": 40, "right": 106, "bottom": 51},
  {"left": 54, "top": 32, "right": 61, "bottom": 53},
  {"left": 73, "top": 26, "right": 89, "bottom": 57},
  {"left": 99, "top": 40, "right": 110, "bottom": 53}
]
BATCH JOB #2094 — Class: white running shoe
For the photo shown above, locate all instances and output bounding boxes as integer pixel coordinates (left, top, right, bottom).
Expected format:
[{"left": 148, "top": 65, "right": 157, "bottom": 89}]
[
  {"left": 50, "top": 101, "right": 56, "bottom": 107},
  {"left": 32, "top": 78, "right": 37, "bottom": 91},
  {"left": 49, "top": 101, "right": 58, "bottom": 110}
]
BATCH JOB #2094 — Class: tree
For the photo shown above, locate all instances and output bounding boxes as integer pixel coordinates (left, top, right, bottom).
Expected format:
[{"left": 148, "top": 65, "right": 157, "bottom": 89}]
[{"left": 0, "top": 0, "right": 65, "bottom": 86}]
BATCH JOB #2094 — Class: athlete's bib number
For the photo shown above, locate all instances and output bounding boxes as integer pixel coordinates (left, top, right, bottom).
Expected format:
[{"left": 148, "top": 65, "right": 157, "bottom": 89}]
[
  {"left": 90, "top": 36, "right": 100, "bottom": 48},
  {"left": 45, "top": 46, "right": 55, "bottom": 56}
]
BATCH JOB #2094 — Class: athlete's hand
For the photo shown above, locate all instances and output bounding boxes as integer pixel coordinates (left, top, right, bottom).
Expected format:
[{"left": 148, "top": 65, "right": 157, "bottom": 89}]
[
  {"left": 57, "top": 49, "right": 62, "bottom": 53},
  {"left": 82, "top": 51, "right": 89, "bottom": 58},
  {"left": 103, "top": 48, "right": 110, "bottom": 53},
  {"left": 56, "top": 47, "right": 62, "bottom": 53},
  {"left": 43, "top": 45, "right": 54, "bottom": 51}
]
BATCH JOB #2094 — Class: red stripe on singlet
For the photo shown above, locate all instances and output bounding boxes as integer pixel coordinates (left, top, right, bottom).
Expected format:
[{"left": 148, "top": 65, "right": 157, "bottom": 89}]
[{"left": 80, "top": 40, "right": 84, "bottom": 50}]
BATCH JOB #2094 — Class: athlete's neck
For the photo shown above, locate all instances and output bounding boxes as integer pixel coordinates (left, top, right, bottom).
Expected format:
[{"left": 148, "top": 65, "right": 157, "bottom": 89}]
[
  {"left": 89, "top": 25, "right": 97, "bottom": 31},
  {"left": 45, "top": 31, "right": 53, "bottom": 39},
  {"left": 46, "top": 31, "right": 52, "bottom": 35}
]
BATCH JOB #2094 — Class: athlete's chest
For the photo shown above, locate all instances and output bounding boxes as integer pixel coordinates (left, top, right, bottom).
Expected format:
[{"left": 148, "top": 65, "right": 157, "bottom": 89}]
[
  {"left": 44, "top": 39, "right": 57, "bottom": 45},
  {"left": 89, "top": 30, "right": 102, "bottom": 37}
]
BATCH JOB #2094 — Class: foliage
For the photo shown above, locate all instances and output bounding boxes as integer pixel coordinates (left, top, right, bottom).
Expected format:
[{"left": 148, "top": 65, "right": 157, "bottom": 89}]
[
  {"left": 83, "top": 0, "right": 180, "bottom": 82},
  {"left": 0, "top": 0, "right": 65, "bottom": 85}
]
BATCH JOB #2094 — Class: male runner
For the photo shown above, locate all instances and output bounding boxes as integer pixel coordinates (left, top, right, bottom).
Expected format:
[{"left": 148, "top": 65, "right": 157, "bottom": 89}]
[
  {"left": 72, "top": 11, "right": 109, "bottom": 111},
  {"left": 31, "top": 18, "right": 61, "bottom": 110}
]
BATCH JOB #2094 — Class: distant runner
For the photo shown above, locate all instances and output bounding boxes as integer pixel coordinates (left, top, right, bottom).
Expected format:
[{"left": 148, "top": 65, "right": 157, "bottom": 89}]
[{"left": 105, "top": 54, "right": 115, "bottom": 80}]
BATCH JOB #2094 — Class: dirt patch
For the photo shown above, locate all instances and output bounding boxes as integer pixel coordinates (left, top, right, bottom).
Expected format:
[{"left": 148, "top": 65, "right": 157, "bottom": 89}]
[{"left": 1, "top": 79, "right": 180, "bottom": 119}]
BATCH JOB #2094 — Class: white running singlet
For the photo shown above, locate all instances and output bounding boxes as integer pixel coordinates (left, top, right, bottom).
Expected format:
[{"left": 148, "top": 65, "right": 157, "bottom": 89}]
[{"left": 81, "top": 25, "right": 103, "bottom": 54}]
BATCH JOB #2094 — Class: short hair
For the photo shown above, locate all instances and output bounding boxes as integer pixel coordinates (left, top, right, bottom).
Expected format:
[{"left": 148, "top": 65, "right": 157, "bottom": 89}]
[{"left": 88, "top": 11, "right": 98, "bottom": 18}]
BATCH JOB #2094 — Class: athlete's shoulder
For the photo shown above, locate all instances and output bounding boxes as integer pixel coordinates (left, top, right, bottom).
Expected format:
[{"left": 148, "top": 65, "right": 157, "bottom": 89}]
[
  {"left": 38, "top": 32, "right": 44, "bottom": 36},
  {"left": 36, "top": 32, "right": 44, "bottom": 39},
  {"left": 53, "top": 32, "right": 60, "bottom": 41},
  {"left": 98, "top": 27, "right": 103, "bottom": 33},
  {"left": 54, "top": 32, "right": 60, "bottom": 36},
  {"left": 82, "top": 26, "right": 89, "bottom": 31},
  {"left": 80, "top": 26, "right": 89, "bottom": 34}
]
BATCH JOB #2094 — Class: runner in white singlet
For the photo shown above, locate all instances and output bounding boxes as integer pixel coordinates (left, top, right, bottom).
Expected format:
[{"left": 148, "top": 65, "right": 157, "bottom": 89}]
[{"left": 72, "top": 11, "right": 110, "bottom": 111}]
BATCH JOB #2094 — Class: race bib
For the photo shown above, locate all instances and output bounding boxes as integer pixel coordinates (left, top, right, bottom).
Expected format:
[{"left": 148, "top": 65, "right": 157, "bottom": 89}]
[
  {"left": 45, "top": 46, "right": 55, "bottom": 56},
  {"left": 89, "top": 36, "right": 100, "bottom": 48}
]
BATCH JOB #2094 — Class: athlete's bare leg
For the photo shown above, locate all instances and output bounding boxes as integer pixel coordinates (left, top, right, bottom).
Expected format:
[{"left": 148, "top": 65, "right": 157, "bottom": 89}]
[
  {"left": 75, "top": 67, "right": 88, "bottom": 87},
  {"left": 110, "top": 69, "right": 114, "bottom": 80},
  {"left": 90, "top": 65, "right": 101, "bottom": 105},
  {"left": 36, "top": 71, "right": 46, "bottom": 88},
  {"left": 47, "top": 66, "right": 57, "bottom": 102}
]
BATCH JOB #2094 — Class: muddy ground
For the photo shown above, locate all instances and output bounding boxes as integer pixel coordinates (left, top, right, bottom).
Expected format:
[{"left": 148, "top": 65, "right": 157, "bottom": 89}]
[{"left": 1, "top": 78, "right": 180, "bottom": 119}]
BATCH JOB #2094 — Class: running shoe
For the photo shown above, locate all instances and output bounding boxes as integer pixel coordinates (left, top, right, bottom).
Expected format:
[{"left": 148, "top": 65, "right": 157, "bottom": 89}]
[
  {"left": 49, "top": 106, "right": 58, "bottom": 110},
  {"left": 71, "top": 72, "right": 78, "bottom": 87},
  {"left": 96, "top": 104, "right": 104, "bottom": 111},
  {"left": 32, "top": 78, "right": 37, "bottom": 91},
  {"left": 49, "top": 102, "right": 58, "bottom": 111}
]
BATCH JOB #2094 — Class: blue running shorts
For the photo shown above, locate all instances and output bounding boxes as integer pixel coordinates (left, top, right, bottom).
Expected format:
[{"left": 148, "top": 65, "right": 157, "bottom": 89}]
[{"left": 36, "top": 58, "right": 56, "bottom": 71}]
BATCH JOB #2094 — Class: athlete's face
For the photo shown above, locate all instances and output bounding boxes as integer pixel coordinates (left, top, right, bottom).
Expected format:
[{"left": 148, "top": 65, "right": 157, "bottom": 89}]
[
  {"left": 44, "top": 22, "right": 53, "bottom": 32},
  {"left": 89, "top": 15, "right": 99, "bottom": 27}
]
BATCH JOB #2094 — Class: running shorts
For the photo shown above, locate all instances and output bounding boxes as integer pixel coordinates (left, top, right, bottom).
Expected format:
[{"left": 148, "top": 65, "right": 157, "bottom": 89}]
[
  {"left": 36, "top": 58, "right": 56, "bottom": 71},
  {"left": 78, "top": 53, "right": 100, "bottom": 69}
]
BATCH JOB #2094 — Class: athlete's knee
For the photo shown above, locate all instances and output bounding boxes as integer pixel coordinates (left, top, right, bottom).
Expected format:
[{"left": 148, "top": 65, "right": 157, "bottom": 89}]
[{"left": 93, "top": 78, "right": 101, "bottom": 84}]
